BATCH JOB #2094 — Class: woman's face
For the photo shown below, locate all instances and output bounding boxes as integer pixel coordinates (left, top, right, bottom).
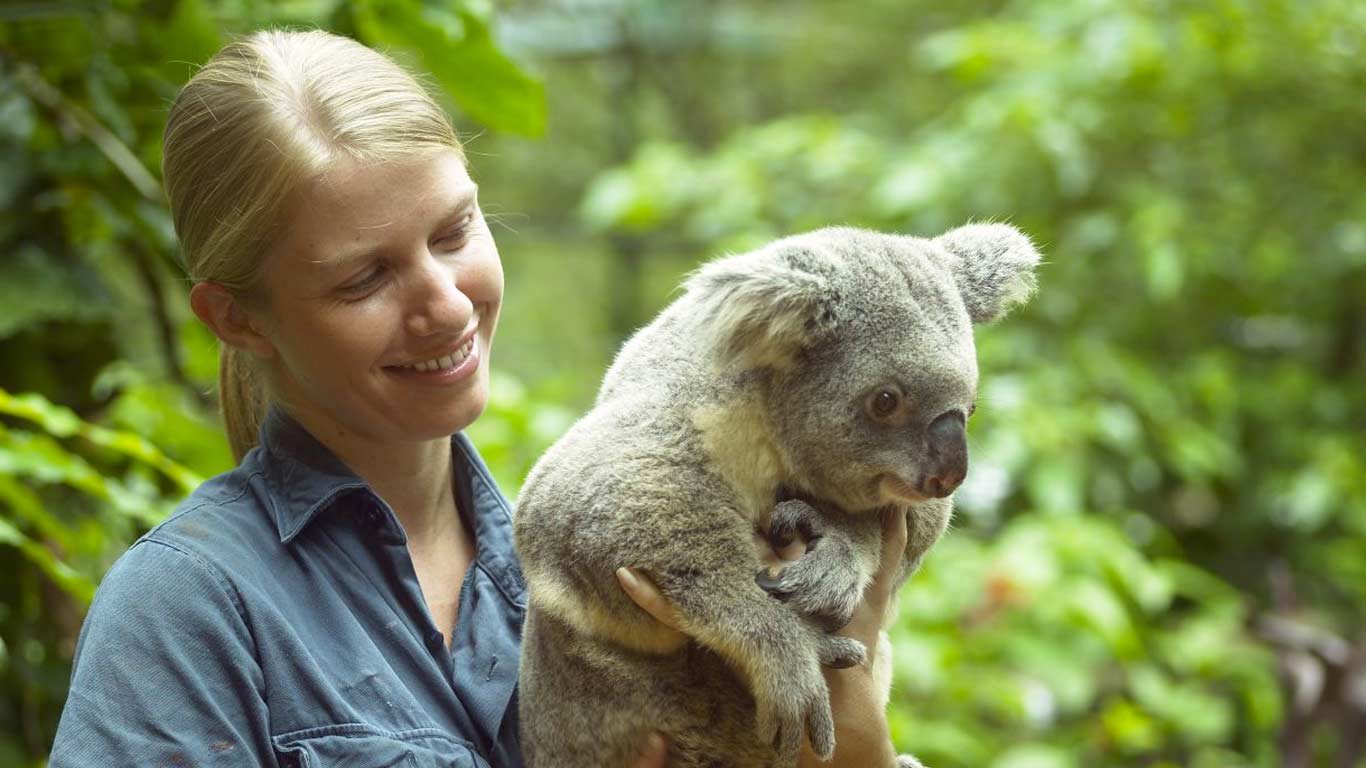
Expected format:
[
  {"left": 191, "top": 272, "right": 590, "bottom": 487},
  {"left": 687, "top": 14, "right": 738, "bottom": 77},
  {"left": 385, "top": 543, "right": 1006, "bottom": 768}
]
[{"left": 255, "top": 149, "right": 503, "bottom": 448}]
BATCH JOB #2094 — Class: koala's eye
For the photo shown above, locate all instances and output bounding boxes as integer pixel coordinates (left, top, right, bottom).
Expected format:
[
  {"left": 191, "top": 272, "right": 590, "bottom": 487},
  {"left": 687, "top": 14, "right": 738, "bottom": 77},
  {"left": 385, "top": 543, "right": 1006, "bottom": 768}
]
[
  {"left": 869, "top": 388, "right": 900, "bottom": 419},
  {"left": 968, "top": 402, "right": 977, "bottom": 418}
]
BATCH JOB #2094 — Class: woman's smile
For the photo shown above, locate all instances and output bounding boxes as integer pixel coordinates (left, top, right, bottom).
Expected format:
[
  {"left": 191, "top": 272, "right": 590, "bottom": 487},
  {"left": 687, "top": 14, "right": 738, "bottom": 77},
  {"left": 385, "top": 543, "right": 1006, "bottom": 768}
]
[{"left": 386, "top": 324, "right": 483, "bottom": 384}]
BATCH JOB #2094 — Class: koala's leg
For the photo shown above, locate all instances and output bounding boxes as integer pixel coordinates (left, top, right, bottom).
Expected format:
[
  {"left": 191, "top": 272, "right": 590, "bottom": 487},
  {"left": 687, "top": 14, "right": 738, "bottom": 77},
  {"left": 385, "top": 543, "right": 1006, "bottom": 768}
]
[{"left": 756, "top": 499, "right": 879, "bottom": 634}]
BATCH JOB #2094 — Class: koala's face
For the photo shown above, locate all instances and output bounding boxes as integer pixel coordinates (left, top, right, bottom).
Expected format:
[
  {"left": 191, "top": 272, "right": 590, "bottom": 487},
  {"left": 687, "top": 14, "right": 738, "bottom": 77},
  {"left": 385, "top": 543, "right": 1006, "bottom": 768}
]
[
  {"left": 688, "top": 222, "right": 1038, "bottom": 514},
  {"left": 767, "top": 233, "right": 981, "bottom": 513}
]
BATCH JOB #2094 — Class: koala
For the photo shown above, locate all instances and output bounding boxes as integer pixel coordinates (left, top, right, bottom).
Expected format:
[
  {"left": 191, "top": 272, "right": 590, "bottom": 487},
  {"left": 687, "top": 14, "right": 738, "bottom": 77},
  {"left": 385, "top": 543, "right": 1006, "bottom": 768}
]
[{"left": 514, "top": 224, "right": 1040, "bottom": 768}]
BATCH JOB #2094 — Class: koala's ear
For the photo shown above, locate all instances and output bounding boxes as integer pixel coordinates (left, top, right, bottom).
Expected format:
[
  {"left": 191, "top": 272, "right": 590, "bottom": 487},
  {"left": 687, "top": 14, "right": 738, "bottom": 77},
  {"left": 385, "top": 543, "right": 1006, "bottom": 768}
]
[
  {"left": 685, "top": 247, "right": 838, "bottom": 370},
  {"left": 933, "top": 223, "right": 1042, "bottom": 324}
]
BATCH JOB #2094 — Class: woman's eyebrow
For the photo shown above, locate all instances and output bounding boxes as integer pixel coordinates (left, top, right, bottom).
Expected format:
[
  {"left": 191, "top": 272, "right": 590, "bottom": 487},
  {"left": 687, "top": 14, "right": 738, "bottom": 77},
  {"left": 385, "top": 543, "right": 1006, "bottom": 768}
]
[{"left": 436, "top": 186, "right": 479, "bottom": 226}]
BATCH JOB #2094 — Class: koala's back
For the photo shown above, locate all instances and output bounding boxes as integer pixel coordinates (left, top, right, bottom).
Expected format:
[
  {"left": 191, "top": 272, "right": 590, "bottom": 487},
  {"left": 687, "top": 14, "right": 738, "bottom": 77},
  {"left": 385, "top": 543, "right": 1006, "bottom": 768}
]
[{"left": 515, "top": 296, "right": 749, "bottom": 608}]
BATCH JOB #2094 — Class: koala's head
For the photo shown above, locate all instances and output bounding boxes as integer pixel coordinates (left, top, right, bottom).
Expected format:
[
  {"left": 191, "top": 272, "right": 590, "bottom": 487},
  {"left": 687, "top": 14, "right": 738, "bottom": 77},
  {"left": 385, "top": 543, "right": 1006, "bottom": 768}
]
[{"left": 687, "top": 224, "right": 1040, "bottom": 514}]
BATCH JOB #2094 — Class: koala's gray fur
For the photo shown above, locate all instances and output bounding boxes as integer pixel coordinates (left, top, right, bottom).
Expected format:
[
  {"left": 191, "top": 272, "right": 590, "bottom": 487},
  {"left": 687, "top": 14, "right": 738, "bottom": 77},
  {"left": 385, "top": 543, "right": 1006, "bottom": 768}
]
[{"left": 514, "top": 224, "right": 1040, "bottom": 767}]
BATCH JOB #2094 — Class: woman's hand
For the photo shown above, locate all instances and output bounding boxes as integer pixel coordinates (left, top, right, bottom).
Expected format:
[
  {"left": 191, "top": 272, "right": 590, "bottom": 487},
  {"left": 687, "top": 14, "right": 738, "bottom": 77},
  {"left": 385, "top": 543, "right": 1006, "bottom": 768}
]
[
  {"left": 833, "top": 507, "right": 908, "bottom": 661},
  {"left": 796, "top": 508, "right": 907, "bottom": 768},
  {"left": 629, "top": 732, "right": 669, "bottom": 768},
  {"left": 615, "top": 567, "right": 683, "bottom": 631}
]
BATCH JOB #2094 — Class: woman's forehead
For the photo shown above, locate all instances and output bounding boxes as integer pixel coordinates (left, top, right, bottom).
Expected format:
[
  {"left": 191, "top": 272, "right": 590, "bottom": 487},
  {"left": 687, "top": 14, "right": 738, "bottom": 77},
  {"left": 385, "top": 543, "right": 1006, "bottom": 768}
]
[
  {"left": 309, "top": 150, "right": 473, "bottom": 222},
  {"left": 279, "top": 150, "right": 475, "bottom": 268}
]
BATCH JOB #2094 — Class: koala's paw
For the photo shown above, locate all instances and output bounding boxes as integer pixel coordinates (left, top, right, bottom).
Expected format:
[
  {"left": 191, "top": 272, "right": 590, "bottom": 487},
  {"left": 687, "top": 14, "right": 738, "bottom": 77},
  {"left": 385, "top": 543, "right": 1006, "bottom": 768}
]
[
  {"left": 816, "top": 634, "right": 866, "bottom": 669},
  {"left": 757, "top": 501, "right": 865, "bottom": 632},
  {"left": 896, "top": 755, "right": 927, "bottom": 768},
  {"left": 753, "top": 657, "right": 836, "bottom": 763},
  {"left": 767, "top": 499, "right": 823, "bottom": 549}
]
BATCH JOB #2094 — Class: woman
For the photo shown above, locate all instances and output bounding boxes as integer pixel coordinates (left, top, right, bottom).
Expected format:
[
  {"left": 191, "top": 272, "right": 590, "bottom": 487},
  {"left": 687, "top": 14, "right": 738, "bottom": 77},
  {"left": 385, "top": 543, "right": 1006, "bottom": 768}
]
[{"left": 48, "top": 29, "right": 904, "bottom": 767}]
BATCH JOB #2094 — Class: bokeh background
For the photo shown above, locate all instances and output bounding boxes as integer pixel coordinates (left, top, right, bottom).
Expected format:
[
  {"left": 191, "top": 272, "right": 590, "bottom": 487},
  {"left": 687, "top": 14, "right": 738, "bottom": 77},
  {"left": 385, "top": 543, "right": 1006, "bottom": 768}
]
[{"left": 2, "top": 1, "right": 1364, "bottom": 765}]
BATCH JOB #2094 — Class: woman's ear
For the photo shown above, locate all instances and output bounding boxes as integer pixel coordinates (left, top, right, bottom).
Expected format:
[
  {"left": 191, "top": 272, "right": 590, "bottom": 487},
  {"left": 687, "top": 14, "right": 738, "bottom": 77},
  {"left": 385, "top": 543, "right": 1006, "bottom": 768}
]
[{"left": 189, "top": 282, "right": 277, "bottom": 360}]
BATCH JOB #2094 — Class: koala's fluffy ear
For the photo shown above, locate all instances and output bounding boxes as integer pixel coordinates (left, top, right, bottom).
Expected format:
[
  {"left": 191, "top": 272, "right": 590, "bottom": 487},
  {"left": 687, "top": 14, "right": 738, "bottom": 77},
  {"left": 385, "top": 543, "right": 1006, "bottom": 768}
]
[
  {"left": 685, "top": 247, "right": 838, "bottom": 370},
  {"left": 934, "top": 223, "right": 1042, "bottom": 324}
]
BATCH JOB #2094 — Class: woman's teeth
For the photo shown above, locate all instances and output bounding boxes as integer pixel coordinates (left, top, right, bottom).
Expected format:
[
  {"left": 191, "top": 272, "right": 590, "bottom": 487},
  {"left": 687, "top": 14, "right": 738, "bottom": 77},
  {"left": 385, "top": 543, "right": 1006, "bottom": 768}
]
[{"left": 405, "top": 338, "right": 474, "bottom": 372}]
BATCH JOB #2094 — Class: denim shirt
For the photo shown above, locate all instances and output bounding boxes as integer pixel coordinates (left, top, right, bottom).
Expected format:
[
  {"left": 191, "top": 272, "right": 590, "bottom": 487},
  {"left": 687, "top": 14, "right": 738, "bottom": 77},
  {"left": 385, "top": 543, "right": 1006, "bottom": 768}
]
[{"left": 50, "top": 407, "right": 527, "bottom": 767}]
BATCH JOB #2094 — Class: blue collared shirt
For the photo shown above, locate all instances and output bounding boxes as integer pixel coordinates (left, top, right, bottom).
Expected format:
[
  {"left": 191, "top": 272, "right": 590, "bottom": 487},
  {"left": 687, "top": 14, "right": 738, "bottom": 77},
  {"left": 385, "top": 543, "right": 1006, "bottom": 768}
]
[{"left": 50, "top": 407, "right": 527, "bottom": 767}]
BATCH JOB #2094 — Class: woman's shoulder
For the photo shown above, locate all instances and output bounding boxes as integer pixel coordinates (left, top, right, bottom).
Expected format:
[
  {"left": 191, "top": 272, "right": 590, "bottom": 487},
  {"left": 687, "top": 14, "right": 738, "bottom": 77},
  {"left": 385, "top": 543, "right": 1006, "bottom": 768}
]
[
  {"left": 80, "top": 459, "right": 312, "bottom": 661},
  {"left": 147, "top": 463, "right": 280, "bottom": 557},
  {"left": 96, "top": 462, "right": 289, "bottom": 617}
]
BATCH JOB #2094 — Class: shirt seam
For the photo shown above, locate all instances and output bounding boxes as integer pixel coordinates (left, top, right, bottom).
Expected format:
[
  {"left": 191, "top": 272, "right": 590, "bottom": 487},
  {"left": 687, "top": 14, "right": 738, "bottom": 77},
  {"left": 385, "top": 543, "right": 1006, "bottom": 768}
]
[
  {"left": 130, "top": 537, "right": 265, "bottom": 688},
  {"left": 154, "top": 470, "right": 260, "bottom": 535},
  {"left": 136, "top": 537, "right": 247, "bottom": 620},
  {"left": 272, "top": 722, "right": 477, "bottom": 751}
]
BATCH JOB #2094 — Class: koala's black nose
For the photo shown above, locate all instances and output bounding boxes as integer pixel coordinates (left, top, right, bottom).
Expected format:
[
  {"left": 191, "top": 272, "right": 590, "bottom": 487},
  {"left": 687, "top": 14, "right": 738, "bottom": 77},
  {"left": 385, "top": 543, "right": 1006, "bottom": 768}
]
[{"left": 920, "top": 411, "right": 967, "bottom": 498}]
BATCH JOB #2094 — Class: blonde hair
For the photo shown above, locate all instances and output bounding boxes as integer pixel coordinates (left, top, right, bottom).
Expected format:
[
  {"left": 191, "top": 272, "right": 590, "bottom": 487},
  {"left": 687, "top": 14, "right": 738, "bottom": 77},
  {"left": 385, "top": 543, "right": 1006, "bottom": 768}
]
[{"left": 164, "top": 30, "right": 463, "bottom": 462}]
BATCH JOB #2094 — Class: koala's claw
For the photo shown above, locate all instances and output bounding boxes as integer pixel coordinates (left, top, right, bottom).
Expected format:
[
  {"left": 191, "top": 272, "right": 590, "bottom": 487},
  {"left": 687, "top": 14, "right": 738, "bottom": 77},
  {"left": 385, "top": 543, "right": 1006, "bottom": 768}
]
[
  {"left": 758, "top": 551, "right": 865, "bottom": 635},
  {"left": 760, "top": 498, "right": 870, "bottom": 632},
  {"left": 805, "top": 700, "right": 835, "bottom": 759},
  {"left": 817, "top": 635, "right": 866, "bottom": 669}
]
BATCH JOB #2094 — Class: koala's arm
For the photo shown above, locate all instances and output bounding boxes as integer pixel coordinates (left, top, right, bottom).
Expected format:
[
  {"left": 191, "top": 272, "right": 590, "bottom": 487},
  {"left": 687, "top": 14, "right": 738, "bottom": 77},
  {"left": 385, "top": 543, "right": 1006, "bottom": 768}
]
[
  {"left": 756, "top": 499, "right": 880, "bottom": 632},
  {"left": 641, "top": 512, "right": 868, "bottom": 761}
]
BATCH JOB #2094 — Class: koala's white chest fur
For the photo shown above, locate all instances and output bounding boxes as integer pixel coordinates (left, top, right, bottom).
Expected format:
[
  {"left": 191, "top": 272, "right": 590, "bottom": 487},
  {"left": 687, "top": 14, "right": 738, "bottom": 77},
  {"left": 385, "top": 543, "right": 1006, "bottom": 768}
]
[{"left": 692, "top": 391, "right": 790, "bottom": 525}]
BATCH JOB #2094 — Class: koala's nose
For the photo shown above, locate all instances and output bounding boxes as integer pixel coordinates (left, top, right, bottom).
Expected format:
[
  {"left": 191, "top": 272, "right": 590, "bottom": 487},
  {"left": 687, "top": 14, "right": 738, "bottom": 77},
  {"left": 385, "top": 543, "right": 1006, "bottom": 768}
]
[{"left": 919, "top": 411, "right": 967, "bottom": 498}]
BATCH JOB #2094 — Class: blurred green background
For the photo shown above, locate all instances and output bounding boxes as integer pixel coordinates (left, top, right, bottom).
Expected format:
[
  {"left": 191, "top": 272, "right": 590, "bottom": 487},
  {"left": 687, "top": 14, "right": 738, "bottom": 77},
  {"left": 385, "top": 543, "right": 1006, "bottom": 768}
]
[{"left": 2, "top": 0, "right": 1364, "bottom": 765}]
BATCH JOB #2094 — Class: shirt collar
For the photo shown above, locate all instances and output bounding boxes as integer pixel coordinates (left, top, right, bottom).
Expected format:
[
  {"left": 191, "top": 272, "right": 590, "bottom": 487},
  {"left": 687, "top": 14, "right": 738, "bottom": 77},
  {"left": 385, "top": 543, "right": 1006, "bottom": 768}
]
[
  {"left": 250, "top": 406, "right": 371, "bottom": 545},
  {"left": 248, "top": 409, "right": 526, "bottom": 602}
]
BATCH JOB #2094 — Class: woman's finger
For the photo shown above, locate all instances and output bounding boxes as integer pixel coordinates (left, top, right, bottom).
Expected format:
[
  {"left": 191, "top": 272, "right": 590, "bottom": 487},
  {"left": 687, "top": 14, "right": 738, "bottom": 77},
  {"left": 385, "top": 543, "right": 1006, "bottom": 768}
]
[
  {"left": 616, "top": 567, "right": 684, "bottom": 631},
  {"left": 629, "top": 732, "right": 669, "bottom": 768},
  {"left": 869, "top": 508, "right": 909, "bottom": 599}
]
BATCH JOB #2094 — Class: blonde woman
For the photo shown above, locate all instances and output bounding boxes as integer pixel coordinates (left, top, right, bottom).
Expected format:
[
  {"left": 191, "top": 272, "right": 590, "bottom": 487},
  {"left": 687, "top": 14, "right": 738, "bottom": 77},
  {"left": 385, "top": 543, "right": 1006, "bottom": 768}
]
[{"left": 48, "top": 30, "right": 904, "bottom": 767}]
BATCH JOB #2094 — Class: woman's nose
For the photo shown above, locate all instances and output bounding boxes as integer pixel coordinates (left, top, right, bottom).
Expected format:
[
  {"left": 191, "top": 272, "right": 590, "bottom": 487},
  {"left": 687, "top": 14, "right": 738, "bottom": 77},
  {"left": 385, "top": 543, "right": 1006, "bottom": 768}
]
[{"left": 404, "top": 254, "right": 472, "bottom": 337}]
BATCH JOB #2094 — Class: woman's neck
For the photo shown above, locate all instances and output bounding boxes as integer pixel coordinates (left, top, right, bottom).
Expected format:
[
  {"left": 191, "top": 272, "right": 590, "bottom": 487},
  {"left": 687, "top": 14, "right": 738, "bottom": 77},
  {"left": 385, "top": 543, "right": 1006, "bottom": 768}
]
[{"left": 289, "top": 410, "right": 460, "bottom": 546}]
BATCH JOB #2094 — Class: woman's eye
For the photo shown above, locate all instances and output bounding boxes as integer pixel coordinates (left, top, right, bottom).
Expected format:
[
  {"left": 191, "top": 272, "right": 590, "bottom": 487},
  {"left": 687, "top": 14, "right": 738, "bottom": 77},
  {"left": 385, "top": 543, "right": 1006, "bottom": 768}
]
[
  {"left": 870, "top": 388, "right": 900, "bottom": 418},
  {"left": 434, "top": 214, "right": 474, "bottom": 251},
  {"left": 341, "top": 266, "right": 386, "bottom": 296}
]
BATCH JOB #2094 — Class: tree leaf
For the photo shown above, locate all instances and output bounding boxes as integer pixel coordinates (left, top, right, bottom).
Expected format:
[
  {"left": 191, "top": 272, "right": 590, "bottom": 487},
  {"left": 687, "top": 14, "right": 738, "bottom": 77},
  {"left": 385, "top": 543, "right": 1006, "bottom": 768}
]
[{"left": 353, "top": 0, "right": 545, "bottom": 136}]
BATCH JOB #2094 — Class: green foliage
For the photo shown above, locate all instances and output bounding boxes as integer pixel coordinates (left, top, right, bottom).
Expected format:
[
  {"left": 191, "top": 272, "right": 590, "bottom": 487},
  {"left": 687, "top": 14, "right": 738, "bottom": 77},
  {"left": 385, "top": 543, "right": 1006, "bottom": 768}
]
[
  {"left": 352, "top": 0, "right": 546, "bottom": 136},
  {"left": 890, "top": 515, "right": 1281, "bottom": 766},
  {"left": 3, "top": 0, "right": 1363, "bottom": 764},
  {"left": 0, "top": 387, "right": 202, "bottom": 760}
]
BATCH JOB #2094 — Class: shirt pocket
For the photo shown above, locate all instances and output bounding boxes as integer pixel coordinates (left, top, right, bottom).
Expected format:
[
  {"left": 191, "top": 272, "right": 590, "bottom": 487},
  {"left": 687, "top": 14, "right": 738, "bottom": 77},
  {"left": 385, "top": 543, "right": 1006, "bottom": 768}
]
[{"left": 273, "top": 725, "right": 488, "bottom": 768}]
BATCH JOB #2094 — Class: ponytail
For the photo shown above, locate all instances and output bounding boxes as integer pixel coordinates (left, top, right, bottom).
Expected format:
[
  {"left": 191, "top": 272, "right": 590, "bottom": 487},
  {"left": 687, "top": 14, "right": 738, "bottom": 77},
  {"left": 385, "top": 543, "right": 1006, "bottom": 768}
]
[{"left": 219, "top": 345, "right": 269, "bottom": 463}]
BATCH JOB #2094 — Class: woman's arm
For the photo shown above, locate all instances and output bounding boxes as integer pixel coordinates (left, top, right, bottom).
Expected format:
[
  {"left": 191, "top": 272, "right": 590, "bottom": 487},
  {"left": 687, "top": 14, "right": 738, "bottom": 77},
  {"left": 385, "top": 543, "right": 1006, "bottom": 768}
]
[{"left": 49, "top": 540, "right": 274, "bottom": 766}]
